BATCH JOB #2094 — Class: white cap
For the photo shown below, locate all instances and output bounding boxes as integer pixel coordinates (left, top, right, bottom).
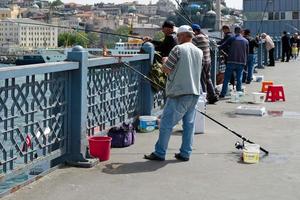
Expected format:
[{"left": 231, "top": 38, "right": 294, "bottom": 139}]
[{"left": 177, "top": 25, "right": 194, "bottom": 34}]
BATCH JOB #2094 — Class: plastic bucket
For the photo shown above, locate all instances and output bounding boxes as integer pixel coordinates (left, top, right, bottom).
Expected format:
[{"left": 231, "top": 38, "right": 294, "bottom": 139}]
[
  {"left": 139, "top": 116, "right": 157, "bottom": 132},
  {"left": 88, "top": 136, "right": 112, "bottom": 161},
  {"left": 195, "top": 93, "right": 206, "bottom": 134},
  {"left": 243, "top": 143, "right": 260, "bottom": 164},
  {"left": 252, "top": 92, "right": 266, "bottom": 104},
  {"left": 255, "top": 75, "right": 264, "bottom": 82}
]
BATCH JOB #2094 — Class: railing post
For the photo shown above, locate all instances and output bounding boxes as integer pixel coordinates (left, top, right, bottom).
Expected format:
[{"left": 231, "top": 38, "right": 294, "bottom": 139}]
[
  {"left": 257, "top": 42, "right": 264, "bottom": 69},
  {"left": 278, "top": 36, "right": 282, "bottom": 60},
  {"left": 66, "top": 46, "right": 98, "bottom": 167},
  {"left": 275, "top": 37, "right": 279, "bottom": 60},
  {"left": 210, "top": 46, "right": 218, "bottom": 87},
  {"left": 140, "top": 42, "right": 155, "bottom": 115},
  {"left": 263, "top": 42, "right": 268, "bottom": 65}
]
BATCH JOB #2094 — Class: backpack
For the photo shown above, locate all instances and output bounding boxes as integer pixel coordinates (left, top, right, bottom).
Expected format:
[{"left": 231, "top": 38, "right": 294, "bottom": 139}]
[{"left": 107, "top": 123, "right": 136, "bottom": 148}]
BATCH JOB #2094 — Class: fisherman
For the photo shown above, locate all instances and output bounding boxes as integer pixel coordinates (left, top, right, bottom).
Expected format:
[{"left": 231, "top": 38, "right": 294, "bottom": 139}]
[
  {"left": 218, "top": 25, "right": 235, "bottom": 88},
  {"left": 281, "top": 31, "right": 291, "bottom": 62},
  {"left": 192, "top": 24, "right": 219, "bottom": 104},
  {"left": 243, "top": 29, "right": 259, "bottom": 84},
  {"left": 261, "top": 33, "right": 275, "bottom": 66},
  {"left": 143, "top": 20, "right": 178, "bottom": 58},
  {"left": 144, "top": 25, "right": 203, "bottom": 162},
  {"left": 218, "top": 26, "right": 249, "bottom": 98}
]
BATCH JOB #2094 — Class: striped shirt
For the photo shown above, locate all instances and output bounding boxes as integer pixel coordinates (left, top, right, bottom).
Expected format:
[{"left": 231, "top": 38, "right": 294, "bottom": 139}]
[
  {"left": 192, "top": 33, "right": 211, "bottom": 65},
  {"left": 164, "top": 46, "right": 180, "bottom": 69}
]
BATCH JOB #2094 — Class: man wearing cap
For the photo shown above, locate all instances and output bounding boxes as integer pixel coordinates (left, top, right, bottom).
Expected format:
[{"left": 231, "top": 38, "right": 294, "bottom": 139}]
[
  {"left": 218, "top": 26, "right": 249, "bottom": 98},
  {"left": 144, "top": 25, "right": 203, "bottom": 162},
  {"left": 261, "top": 33, "right": 275, "bottom": 66},
  {"left": 143, "top": 20, "right": 178, "bottom": 57},
  {"left": 192, "top": 24, "right": 219, "bottom": 104}
]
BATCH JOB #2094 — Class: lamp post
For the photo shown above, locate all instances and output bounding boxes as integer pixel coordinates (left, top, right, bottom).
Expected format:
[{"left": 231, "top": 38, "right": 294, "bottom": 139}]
[{"left": 215, "top": 0, "right": 221, "bottom": 32}]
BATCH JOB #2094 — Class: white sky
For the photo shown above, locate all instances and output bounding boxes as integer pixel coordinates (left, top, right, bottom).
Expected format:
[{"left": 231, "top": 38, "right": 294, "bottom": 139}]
[{"left": 60, "top": 0, "right": 243, "bottom": 9}]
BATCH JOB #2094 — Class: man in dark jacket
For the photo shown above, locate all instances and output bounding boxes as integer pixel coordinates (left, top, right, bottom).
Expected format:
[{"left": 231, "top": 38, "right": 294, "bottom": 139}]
[
  {"left": 243, "top": 29, "right": 259, "bottom": 83},
  {"left": 218, "top": 26, "right": 249, "bottom": 98},
  {"left": 143, "top": 21, "right": 178, "bottom": 57},
  {"left": 217, "top": 25, "right": 234, "bottom": 62},
  {"left": 281, "top": 31, "right": 291, "bottom": 62}
]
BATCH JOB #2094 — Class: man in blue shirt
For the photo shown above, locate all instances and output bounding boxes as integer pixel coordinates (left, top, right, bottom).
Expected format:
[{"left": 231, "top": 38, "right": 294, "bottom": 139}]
[{"left": 218, "top": 26, "right": 249, "bottom": 98}]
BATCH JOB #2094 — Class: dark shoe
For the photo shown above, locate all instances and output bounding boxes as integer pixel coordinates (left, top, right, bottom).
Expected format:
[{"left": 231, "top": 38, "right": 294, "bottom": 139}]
[
  {"left": 144, "top": 153, "right": 165, "bottom": 161},
  {"left": 246, "top": 81, "right": 251, "bottom": 84},
  {"left": 208, "top": 96, "right": 219, "bottom": 104},
  {"left": 268, "top": 64, "right": 275, "bottom": 67},
  {"left": 253, "top": 69, "right": 258, "bottom": 73},
  {"left": 174, "top": 153, "right": 189, "bottom": 162},
  {"left": 219, "top": 95, "right": 225, "bottom": 99}
]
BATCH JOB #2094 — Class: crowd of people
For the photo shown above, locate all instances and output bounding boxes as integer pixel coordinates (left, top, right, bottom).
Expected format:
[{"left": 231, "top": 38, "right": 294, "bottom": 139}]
[{"left": 141, "top": 21, "right": 295, "bottom": 161}]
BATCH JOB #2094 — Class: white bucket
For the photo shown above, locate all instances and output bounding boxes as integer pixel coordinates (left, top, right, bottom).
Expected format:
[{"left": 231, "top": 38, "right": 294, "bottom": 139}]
[
  {"left": 195, "top": 93, "right": 206, "bottom": 134},
  {"left": 139, "top": 116, "right": 157, "bottom": 133},
  {"left": 243, "top": 143, "right": 260, "bottom": 164},
  {"left": 252, "top": 92, "right": 266, "bottom": 104},
  {"left": 255, "top": 75, "right": 264, "bottom": 82}
]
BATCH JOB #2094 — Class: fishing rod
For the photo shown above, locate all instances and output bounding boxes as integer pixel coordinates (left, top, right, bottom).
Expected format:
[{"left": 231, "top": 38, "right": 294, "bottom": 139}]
[
  {"left": 121, "top": 61, "right": 269, "bottom": 155},
  {"left": 174, "top": 0, "right": 193, "bottom": 24},
  {"left": 13, "top": 21, "right": 146, "bottom": 40},
  {"left": 257, "top": 0, "right": 272, "bottom": 34}
]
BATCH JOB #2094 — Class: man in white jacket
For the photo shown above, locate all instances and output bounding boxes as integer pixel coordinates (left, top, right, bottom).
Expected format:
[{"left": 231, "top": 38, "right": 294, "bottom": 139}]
[{"left": 261, "top": 33, "right": 275, "bottom": 66}]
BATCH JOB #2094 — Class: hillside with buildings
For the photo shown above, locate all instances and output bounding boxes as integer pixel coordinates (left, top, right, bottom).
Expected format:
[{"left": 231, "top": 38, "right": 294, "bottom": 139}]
[{"left": 0, "top": 0, "right": 242, "bottom": 54}]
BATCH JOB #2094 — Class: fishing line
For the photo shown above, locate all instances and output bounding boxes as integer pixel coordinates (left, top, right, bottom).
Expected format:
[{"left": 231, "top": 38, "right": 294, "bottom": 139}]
[{"left": 121, "top": 61, "right": 269, "bottom": 155}]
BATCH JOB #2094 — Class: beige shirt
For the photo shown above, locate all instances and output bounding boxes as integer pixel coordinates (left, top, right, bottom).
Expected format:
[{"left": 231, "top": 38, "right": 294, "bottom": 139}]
[{"left": 265, "top": 35, "right": 275, "bottom": 51}]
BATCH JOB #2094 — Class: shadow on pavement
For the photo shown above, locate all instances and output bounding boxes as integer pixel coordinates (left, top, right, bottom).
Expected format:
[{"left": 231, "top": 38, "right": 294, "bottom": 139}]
[{"left": 102, "top": 160, "right": 179, "bottom": 174}]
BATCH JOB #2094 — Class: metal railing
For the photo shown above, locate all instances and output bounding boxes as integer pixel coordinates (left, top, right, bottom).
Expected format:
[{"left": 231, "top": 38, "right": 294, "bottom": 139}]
[{"left": 0, "top": 44, "right": 160, "bottom": 195}]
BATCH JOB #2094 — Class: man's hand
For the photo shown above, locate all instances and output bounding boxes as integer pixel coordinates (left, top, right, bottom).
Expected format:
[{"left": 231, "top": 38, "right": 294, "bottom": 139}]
[
  {"left": 161, "top": 57, "right": 168, "bottom": 64},
  {"left": 143, "top": 36, "right": 152, "bottom": 42}
]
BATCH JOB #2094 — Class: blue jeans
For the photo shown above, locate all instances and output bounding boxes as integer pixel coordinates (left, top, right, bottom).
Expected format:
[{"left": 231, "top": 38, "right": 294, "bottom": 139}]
[
  {"left": 247, "top": 54, "right": 255, "bottom": 82},
  {"left": 154, "top": 95, "right": 199, "bottom": 159},
  {"left": 220, "top": 63, "right": 244, "bottom": 97}
]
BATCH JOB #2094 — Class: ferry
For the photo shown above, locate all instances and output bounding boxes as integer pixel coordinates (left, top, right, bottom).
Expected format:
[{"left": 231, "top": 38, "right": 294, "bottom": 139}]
[{"left": 108, "top": 39, "right": 143, "bottom": 56}]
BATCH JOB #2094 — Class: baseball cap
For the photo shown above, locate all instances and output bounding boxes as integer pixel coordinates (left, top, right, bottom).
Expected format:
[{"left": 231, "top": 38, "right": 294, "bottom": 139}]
[
  {"left": 192, "top": 24, "right": 201, "bottom": 31},
  {"left": 177, "top": 25, "right": 194, "bottom": 34}
]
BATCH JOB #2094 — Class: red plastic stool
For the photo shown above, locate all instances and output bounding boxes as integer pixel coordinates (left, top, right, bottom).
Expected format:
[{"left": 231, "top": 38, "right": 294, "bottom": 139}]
[{"left": 265, "top": 85, "right": 286, "bottom": 102}]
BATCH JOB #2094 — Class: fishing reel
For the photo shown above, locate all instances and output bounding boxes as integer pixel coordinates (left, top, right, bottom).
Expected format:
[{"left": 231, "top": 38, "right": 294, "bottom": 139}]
[{"left": 235, "top": 141, "right": 245, "bottom": 150}]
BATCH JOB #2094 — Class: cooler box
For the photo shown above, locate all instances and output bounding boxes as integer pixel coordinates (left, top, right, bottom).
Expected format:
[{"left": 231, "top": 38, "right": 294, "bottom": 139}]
[{"left": 195, "top": 94, "right": 206, "bottom": 134}]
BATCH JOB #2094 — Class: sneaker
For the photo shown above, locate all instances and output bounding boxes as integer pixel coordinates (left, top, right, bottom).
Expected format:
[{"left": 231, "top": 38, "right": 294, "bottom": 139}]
[
  {"left": 144, "top": 153, "right": 165, "bottom": 161},
  {"left": 208, "top": 96, "right": 219, "bottom": 104},
  {"left": 174, "top": 153, "right": 189, "bottom": 162}
]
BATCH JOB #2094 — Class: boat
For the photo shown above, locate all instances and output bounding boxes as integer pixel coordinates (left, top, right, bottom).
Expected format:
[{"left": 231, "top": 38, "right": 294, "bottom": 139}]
[
  {"left": 15, "top": 49, "right": 67, "bottom": 65},
  {"left": 108, "top": 39, "right": 143, "bottom": 56}
]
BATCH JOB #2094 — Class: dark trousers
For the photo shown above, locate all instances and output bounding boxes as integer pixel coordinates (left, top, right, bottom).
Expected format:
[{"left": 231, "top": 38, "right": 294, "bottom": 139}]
[
  {"left": 269, "top": 48, "right": 275, "bottom": 66},
  {"left": 281, "top": 48, "right": 290, "bottom": 62},
  {"left": 201, "top": 63, "right": 217, "bottom": 100}
]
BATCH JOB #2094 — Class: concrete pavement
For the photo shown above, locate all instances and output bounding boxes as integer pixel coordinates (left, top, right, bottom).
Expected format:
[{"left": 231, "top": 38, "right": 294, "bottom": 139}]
[{"left": 3, "top": 60, "right": 300, "bottom": 200}]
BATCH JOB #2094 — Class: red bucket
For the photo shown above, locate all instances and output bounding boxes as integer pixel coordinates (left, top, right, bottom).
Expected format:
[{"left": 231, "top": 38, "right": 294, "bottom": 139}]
[{"left": 88, "top": 136, "right": 112, "bottom": 161}]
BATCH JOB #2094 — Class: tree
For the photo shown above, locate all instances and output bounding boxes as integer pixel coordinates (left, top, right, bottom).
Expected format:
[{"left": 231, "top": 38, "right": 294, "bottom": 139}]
[
  {"left": 50, "top": 0, "right": 64, "bottom": 9},
  {"left": 87, "top": 32, "right": 100, "bottom": 47},
  {"left": 58, "top": 32, "right": 89, "bottom": 47}
]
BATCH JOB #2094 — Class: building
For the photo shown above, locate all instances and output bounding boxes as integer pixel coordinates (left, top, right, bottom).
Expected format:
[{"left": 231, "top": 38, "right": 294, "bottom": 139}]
[
  {"left": 0, "top": 5, "right": 20, "bottom": 20},
  {"left": 132, "top": 23, "right": 160, "bottom": 38},
  {"left": 135, "top": 5, "right": 157, "bottom": 16},
  {"left": 0, "top": 18, "right": 58, "bottom": 50},
  {"left": 243, "top": 0, "right": 300, "bottom": 36},
  {"left": 156, "top": 0, "right": 176, "bottom": 17}
]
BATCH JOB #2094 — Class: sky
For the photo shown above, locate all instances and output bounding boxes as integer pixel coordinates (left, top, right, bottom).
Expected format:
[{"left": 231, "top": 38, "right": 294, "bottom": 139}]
[{"left": 59, "top": 0, "right": 243, "bottom": 9}]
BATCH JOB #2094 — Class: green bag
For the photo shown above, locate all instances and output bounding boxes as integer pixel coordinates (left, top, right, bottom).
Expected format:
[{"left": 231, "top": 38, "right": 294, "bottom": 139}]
[{"left": 149, "top": 60, "right": 167, "bottom": 92}]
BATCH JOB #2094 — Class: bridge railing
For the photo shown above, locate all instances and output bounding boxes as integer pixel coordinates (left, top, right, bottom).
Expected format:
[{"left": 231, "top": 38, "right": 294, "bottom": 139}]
[{"left": 0, "top": 44, "right": 158, "bottom": 194}]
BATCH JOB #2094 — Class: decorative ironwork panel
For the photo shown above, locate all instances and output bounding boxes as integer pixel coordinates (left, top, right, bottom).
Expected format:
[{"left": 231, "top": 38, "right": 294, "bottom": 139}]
[
  {"left": 0, "top": 74, "right": 67, "bottom": 174},
  {"left": 87, "top": 63, "right": 141, "bottom": 136}
]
